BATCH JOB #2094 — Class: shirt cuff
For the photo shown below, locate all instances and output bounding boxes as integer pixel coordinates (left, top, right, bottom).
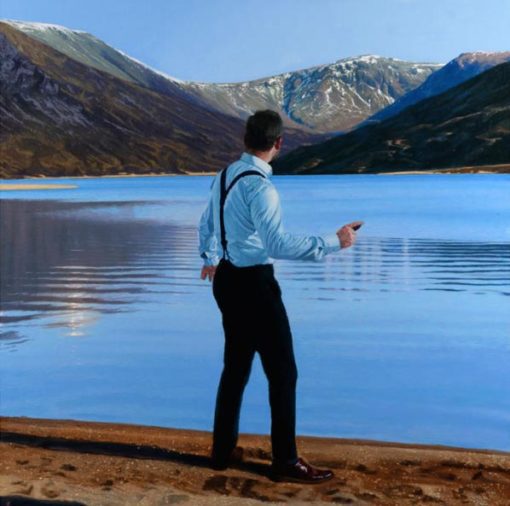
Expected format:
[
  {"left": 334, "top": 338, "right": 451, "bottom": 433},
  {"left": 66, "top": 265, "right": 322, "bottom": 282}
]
[
  {"left": 320, "top": 232, "right": 341, "bottom": 254},
  {"left": 201, "top": 252, "right": 219, "bottom": 266}
]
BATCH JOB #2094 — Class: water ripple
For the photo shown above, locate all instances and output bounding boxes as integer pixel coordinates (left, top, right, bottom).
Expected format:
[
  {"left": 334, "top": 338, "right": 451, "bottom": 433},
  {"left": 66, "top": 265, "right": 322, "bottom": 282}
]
[{"left": 1, "top": 199, "right": 509, "bottom": 341}]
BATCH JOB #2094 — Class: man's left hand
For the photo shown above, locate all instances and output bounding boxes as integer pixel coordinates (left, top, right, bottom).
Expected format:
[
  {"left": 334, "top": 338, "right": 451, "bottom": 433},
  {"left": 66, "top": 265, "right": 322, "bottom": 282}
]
[{"left": 200, "top": 265, "right": 217, "bottom": 282}]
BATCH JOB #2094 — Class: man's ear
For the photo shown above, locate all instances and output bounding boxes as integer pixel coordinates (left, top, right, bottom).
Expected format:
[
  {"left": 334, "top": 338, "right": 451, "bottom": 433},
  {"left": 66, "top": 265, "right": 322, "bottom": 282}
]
[{"left": 274, "top": 136, "right": 283, "bottom": 150}]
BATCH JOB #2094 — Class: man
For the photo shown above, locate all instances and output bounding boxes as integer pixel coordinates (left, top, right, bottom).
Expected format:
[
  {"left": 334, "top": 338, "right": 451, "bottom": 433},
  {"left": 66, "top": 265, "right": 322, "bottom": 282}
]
[{"left": 198, "top": 109, "right": 361, "bottom": 484}]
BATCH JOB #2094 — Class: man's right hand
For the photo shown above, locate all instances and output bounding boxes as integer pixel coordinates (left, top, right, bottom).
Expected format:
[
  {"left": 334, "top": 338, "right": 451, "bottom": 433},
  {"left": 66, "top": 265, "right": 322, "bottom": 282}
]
[
  {"left": 336, "top": 221, "right": 363, "bottom": 249},
  {"left": 200, "top": 265, "right": 217, "bottom": 282}
]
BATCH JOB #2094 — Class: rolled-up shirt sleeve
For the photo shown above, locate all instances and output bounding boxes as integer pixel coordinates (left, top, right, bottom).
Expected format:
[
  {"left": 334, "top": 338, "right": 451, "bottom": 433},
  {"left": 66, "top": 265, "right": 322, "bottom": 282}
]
[{"left": 247, "top": 180, "right": 340, "bottom": 261}]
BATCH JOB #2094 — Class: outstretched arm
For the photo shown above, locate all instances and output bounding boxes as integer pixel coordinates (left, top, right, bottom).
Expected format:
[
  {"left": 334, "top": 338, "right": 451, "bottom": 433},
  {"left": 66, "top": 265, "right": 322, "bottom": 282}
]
[{"left": 248, "top": 181, "right": 341, "bottom": 261}]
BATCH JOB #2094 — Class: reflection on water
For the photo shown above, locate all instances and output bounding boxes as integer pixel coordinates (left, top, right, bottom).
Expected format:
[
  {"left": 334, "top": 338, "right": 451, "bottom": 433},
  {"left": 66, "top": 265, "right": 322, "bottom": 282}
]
[
  {"left": 1, "top": 199, "right": 198, "bottom": 338},
  {"left": 2, "top": 200, "right": 508, "bottom": 340},
  {"left": 1, "top": 175, "right": 509, "bottom": 451}
]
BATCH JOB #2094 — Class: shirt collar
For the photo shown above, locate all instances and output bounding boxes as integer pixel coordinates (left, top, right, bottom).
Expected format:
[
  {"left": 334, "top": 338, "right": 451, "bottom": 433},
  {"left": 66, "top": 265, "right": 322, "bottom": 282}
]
[{"left": 240, "top": 152, "right": 273, "bottom": 177}]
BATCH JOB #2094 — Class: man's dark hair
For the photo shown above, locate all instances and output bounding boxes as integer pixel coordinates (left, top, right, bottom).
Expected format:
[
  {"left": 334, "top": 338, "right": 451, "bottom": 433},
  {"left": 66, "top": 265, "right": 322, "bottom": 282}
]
[{"left": 244, "top": 110, "right": 283, "bottom": 151}]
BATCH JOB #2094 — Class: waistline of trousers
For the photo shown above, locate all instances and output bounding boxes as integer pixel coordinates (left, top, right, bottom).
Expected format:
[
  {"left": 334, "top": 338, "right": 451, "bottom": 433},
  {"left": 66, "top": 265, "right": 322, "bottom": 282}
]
[{"left": 218, "top": 258, "right": 274, "bottom": 274}]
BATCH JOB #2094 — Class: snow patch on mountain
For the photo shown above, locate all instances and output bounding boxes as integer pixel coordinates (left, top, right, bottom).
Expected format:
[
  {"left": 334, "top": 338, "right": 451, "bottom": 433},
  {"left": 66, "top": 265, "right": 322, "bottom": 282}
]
[
  {"left": 112, "top": 46, "right": 187, "bottom": 84},
  {"left": 3, "top": 18, "right": 187, "bottom": 85},
  {"left": 368, "top": 51, "right": 510, "bottom": 123},
  {"left": 1, "top": 19, "right": 444, "bottom": 132},
  {"left": 2, "top": 18, "right": 88, "bottom": 34}
]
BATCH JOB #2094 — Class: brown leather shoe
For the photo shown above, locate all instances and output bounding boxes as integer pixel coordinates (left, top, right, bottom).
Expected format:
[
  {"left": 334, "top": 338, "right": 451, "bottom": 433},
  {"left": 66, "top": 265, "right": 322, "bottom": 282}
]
[
  {"left": 270, "top": 457, "right": 334, "bottom": 484},
  {"left": 210, "top": 446, "right": 244, "bottom": 470}
]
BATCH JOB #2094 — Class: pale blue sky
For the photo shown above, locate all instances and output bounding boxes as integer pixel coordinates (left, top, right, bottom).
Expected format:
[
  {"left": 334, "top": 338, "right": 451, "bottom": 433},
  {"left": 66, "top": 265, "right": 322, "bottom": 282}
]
[{"left": 1, "top": 0, "right": 509, "bottom": 83}]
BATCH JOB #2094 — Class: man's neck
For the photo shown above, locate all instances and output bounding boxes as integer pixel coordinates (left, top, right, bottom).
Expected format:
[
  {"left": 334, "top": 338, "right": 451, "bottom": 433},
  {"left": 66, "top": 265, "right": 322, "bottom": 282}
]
[{"left": 246, "top": 149, "right": 273, "bottom": 164}]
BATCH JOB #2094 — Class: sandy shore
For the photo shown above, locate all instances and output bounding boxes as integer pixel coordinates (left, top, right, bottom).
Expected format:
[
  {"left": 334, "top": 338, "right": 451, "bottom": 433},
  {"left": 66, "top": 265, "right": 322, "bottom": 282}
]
[{"left": 1, "top": 417, "right": 509, "bottom": 505}]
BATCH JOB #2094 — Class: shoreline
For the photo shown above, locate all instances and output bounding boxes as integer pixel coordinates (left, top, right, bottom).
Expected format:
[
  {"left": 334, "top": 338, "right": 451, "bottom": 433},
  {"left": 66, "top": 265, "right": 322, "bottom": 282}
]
[
  {"left": 1, "top": 163, "right": 509, "bottom": 183},
  {"left": 1, "top": 416, "right": 509, "bottom": 505},
  {"left": 376, "top": 163, "right": 510, "bottom": 175},
  {"left": 0, "top": 171, "right": 216, "bottom": 183},
  {"left": 0, "top": 183, "right": 78, "bottom": 191}
]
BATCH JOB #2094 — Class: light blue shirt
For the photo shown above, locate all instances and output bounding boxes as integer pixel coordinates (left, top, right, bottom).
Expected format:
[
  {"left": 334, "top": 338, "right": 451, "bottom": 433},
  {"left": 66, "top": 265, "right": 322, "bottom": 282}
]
[{"left": 198, "top": 152, "right": 341, "bottom": 267}]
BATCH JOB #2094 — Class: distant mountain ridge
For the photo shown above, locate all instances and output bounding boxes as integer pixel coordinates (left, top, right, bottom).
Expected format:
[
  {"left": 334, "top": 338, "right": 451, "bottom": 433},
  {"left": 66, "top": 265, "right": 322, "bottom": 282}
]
[
  {"left": 2, "top": 19, "right": 441, "bottom": 133},
  {"left": 272, "top": 61, "right": 510, "bottom": 174},
  {"left": 366, "top": 51, "right": 510, "bottom": 124},
  {"left": 0, "top": 21, "right": 328, "bottom": 178},
  {"left": 3, "top": 19, "right": 507, "bottom": 178},
  {"left": 181, "top": 55, "right": 442, "bottom": 132}
]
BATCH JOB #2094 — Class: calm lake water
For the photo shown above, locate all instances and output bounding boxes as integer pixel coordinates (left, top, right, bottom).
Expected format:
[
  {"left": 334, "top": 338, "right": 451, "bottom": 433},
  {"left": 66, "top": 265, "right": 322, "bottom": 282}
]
[{"left": 1, "top": 174, "right": 509, "bottom": 452}]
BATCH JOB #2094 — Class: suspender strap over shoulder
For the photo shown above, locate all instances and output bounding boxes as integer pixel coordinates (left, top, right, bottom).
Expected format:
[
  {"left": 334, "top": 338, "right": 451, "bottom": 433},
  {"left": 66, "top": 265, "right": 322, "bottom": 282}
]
[
  {"left": 219, "top": 168, "right": 228, "bottom": 259},
  {"left": 219, "top": 166, "right": 266, "bottom": 260}
]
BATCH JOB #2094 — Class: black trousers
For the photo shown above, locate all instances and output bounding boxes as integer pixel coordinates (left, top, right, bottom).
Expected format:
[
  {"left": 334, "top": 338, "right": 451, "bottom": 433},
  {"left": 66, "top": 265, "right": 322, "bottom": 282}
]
[{"left": 211, "top": 258, "right": 298, "bottom": 464}]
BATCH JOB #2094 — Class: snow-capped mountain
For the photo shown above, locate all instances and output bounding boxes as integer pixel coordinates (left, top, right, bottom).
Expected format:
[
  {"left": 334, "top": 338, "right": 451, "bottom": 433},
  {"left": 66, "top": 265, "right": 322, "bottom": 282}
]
[
  {"left": 0, "top": 19, "right": 192, "bottom": 100},
  {"left": 0, "top": 19, "right": 188, "bottom": 85},
  {"left": 367, "top": 51, "right": 510, "bottom": 123},
  {"left": 0, "top": 21, "right": 327, "bottom": 178},
  {"left": 183, "top": 55, "right": 442, "bottom": 132},
  {"left": 2, "top": 19, "right": 442, "bottom": 133},
  {"left": 273, "top": 60, "right": 510, "bottom": 174}
]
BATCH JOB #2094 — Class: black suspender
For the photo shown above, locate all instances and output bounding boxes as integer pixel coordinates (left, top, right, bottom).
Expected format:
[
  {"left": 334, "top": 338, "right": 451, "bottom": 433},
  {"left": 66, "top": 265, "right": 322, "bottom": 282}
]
[
  {"left": 219, "top": 168, "right": 229, "bottom": 259},
  {"left": 219, "top": 166, "right": 266, "bottom": 260}
]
